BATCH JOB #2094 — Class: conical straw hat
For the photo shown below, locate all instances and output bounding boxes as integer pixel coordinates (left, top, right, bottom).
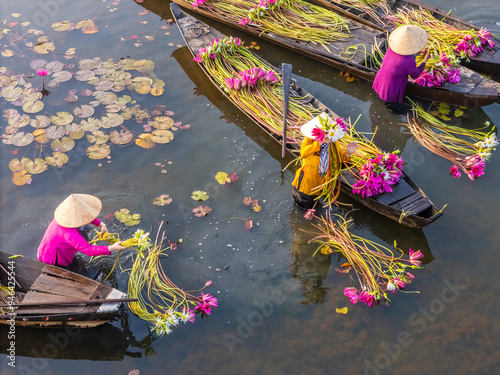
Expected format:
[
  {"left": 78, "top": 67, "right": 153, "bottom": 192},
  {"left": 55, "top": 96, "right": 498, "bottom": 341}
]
[
  {"left": 54, "top": 194, "right": 102, "bottom": 228},
  {"left": 388, "top": 25, "right": 428, "bottom": 56},
  {"left": 300, "top": 113, "right": 331, "bottom": 139}
]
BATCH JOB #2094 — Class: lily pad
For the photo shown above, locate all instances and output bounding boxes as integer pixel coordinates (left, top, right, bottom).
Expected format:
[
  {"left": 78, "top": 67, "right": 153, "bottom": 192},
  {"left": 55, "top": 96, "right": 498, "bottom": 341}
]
[
  {"left": 191, "top": 190, "right": 209, "bottom": 201},
  {"left": 87, "top": 144, "right": 111, "bottom": 159},
  {"left": 51, "top": 111, "right": 74, "bottom": 126},
  {"left": 135, "top": 134, "right": 155, "bottom": 149},
  {"left": 9, "top": 158, "right": 24, "bottom": 172},
  {"left": 87, "top": 130, "right": 109, "bottom": 144},
  {"left": 30, "top": 115, "right": 51, "bottom": 128},
  {"left": 109, "top": 130, "right": 133, "bottom": 145},
  {"left": 51, "top": 136, "right": 75, "bottom": 152},
  {"left": 73, "top": 104, "right": 95, "bottom": 118},
  {"left": 11, "top": 132, "right": 34, "bottom": 146},
  {"left": 153, "top": 116, "right": 174, "bottom": 129},
  {"left": 22, "top": 157, "right": 47, "bottom": 174},
  {"left": 45, "top": 152, "right": 69, "bottom": 167},
  {"left": 3, "top": 109, "right": 19, "bottom": 119},
  {"left": 75, "top": 70, "right": 95, "bottom": 81},
  {"left": 13, "top": 170, "right": 31, "bottom": 186},
  {"left": 153, "top": 194, "right": 173, "bottom": 206},
  {"left": 22, "top": 100, "right": 44, "bottom": 113},
  {"left": 100, "top": 113, "right": 124, "bottom": 128},
  {"left": 33, "top": 129, "right": 50, "bottom": 143},
  {"left": 34, "top": 41, "right": 55, "bottom": 54},
  {"left": 66, "top": 124, "right": 85, "bottom": 139},
  {"left": 215, "top": 172, "right": 231, "bottom": 185},
  {"left": 114, "top": 208, "right": 141, "bottom": 226},
  {"left": 76, "top": 19, "right": 99, "bottom": 34},
  {"left": 45, "top": 125, "right": 67, "bottom": 139},
  {"left": 151, "top": 129, "right": 173, "bottom": 144},
  {"left": 80, "top": 117, "right": 102, "bottom": 132},
  {"left": 193, "top": 206, "right": 212, "bottom": 217},
  {"left": 46, "top": 61, "right": 64, "bottom": 73},
  {"left": 79, "top": 59, "right": 101, "bottom": 70},
  {"left": 51, "top": 71, "right": 72, "bottom": 83},
  {"left": 8, "top": 114, "right": 30, "bottom": 128},
  {"left": 30, "top": 59, "right": 48, "bottom": 70},
  {"left": 51, "top": 21, "right": 75, "bottom": 32}
]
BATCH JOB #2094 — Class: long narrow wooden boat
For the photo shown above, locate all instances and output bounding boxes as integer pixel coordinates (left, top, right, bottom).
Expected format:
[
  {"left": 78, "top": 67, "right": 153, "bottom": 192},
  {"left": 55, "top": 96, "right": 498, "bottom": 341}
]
[
  {"left": 306, "top": 0, "right": 500, "bottom": 73},
  {"left": 0, "top": 251, "right": 128, "bottom": 328},
  {"left": 170, "top": 0, "right": 500, "bottom": 107},
  {"left": 171, "top": 3, "right": 443, "bottom": 228}
]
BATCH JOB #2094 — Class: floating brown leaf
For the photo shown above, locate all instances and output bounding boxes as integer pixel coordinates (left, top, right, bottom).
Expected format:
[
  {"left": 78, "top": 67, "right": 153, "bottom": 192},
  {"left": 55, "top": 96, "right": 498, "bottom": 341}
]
[
  {"left": 109, "top": 130, "right": 133, "bottom": 145},
  {"left": 11, "top": 132, "right": 34, "bottom": 146},
  {"left": 23, "top": 157, "right": 47, "bottom": 174},
  {"left": 135, "top": 134, "right": 155, "bottom": 149},
  {"left": 151, "top": 129, "right": 173, "bottom": 144},
  {"left": 51, "top": 136, "right": 75, "bottom": 152},
  {"left": 45, "top": 152, "right": 69, "bottom": 167},
  {"left": 87, "top": 144, "right": 111, "bottom": 159}
]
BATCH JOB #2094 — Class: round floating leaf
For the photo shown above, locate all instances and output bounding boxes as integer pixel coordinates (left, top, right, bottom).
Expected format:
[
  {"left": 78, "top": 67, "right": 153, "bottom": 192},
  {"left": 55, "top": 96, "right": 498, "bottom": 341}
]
[
  {"left": 9, "top": 158, "right": 24, "bottom": 172},
  {"left": 30, "top": 115, "right": 51, "bottom": 128},
  {"left": 8, "top": 114, "right": 30, "bottom": 128},
  {"left": 114, "top": 208, "right": 141, "bottom": 226},
  {"left": 191, "top": 190, "right": 209, "bottom": 201},
  {"left": 135, "top": 134, "right": 155, "bottom": 149},
  {"left": 95, "top": 91, "right": 117, "bottom": 105},
  {"left": 30, "top": 59, "right": 48, "bottom": 70},
  {"left": 243, "top": 197, "right": 253, "bottom": 205},
  {"left": 151, "top": 129, "right": 173, "bottom": 144},
  {"left": 87, "top": 131, "right": 109, "bottom": 145},
  {"left": 80, "top": 117, "right": 102, "bottom": 132},
  {"left": 11, "top": 132, "right": 34, "bottom": 146},
  {"left": 153, "top": 194, "right": 172, "bottom": 206},
  {"left": 150, "top": 87, "right": 164, "bottom": 96},
  {"left": 76, "top": 19, "right": 99, "bottom": 34},
  {"left": 65, "top": 94, "right": 78, "bottom": 103},
  {"left": 133, "top": 59, "right": 155, "bottom": 71},
  {"left": 153, "top": 116, "right": 173, "bottom": 129},
  {"left": 216, "top": 172, "right": 230, "bottom": 185},
  {"left": 109, "top": 130, "right": 133, "bottom": 145},
  {"left": 3, "top": 109, "right": 19, "bottom": 118},
  {"left": 79, "top": 59, "right": 100, "bottom": 70},
  {"left": 51, "top": 111, "right": 73, "bottom": 125},
  {"left": 22, "top": 100, "right": 44, "bottom": 113},
  {"left": 46, "top": 60, "right": 64, "bottom": 72},
  {"left": 73, "top": 104, "right": 95, "bottom": 118},
  {"left": 45, "top": 152, "right": 69, "bottom": 167},
  {"left": 2, "top": 86, "right": 22, "bottom": 101},
  {"left": 66, "top": 124, "right": 85, "bottom": 139},
  {"left": 51, "top": 136, "right": 75, "bottom": 152},
  {"left": 193, "top": 206, "right": 212, "bottom": 217},
  {"left": 95, "top": 80, "right": 114, "bottom": 91},
  {"left": 23, "top": 157, "right": 47, "bottom": 174},
  {"left": 51, "top": 71, "right": 72, "bottom": 82},
  {"left": 100, "top": 113, "right": 124, "bottom": 128},
  {"left": 51, "top": 21, "right": 75, "bottom": 32},
  {"left": 105, "top": 104, "right": 123, "bottom": 113},
  {"left": 33, "top": 129, "right": 50, "bottom": 143},
  {"left": 13, "top": 171, "right": 31, "bottom": 186},
  {"left": 44, "top": 125, "right": 66, "bottom": 139},
  {"left": 87, "top": 144, "right": 110, "bottom": 159},
  {"left": 75, "top": 70, "right": 95, "bottom": 81},
  {"left": 5, "top": 126, "right": 19, "bottom": 135},
  {"left": 34, "top": 41, "right": 55, "bottom": 54}
]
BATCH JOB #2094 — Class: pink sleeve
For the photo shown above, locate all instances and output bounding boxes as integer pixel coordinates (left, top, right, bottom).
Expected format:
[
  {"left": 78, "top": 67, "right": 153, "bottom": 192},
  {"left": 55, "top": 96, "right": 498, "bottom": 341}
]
[
  {"left": 63, "top": 229, "right": 110, "bottom": 257},
  {"left": 408, "top": 58, "right": 426, "bottom": 79},
  {"left": 90, "top": 218, "right": 102, "bottom": 227}
]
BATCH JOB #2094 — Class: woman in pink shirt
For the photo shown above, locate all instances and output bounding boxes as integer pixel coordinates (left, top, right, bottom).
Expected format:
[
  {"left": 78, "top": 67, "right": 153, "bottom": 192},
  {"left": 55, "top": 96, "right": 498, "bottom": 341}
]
[
  {"left": 373, "top": 25, "right": 431, "bottom": 115},
  {"left": 37, "top": 194, "right": 125, "bottom": 267}
]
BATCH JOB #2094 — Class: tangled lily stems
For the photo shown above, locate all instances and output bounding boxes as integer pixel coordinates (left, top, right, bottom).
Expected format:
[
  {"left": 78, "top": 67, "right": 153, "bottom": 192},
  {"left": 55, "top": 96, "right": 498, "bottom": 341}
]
[
  {"left": 406, "top": 101, "right": 497, "bottom": 180},
  {"left": 308, "top": 215, "right": 423, "bottom": 307},
  {"left": 127, "top": 222, "right": 217, "bottom": 336}
]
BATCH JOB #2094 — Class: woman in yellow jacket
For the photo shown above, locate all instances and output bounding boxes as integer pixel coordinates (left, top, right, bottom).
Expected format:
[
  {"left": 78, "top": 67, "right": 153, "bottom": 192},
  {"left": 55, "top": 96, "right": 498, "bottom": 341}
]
[{"left": 292, "top": 115, "right": 357, "bottom": 212}]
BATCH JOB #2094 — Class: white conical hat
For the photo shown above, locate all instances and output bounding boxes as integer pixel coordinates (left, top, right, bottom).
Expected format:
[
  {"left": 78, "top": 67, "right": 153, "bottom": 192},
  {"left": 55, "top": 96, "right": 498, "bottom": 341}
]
[
  {"left": 300, "top": 113, "right": 332, "bottom": 139},
  {"left": 389, "top": 25, "right": 428, "bottom": 55},
  {"left": 54, "top": 194, "right": 102, "bottom": 228}
]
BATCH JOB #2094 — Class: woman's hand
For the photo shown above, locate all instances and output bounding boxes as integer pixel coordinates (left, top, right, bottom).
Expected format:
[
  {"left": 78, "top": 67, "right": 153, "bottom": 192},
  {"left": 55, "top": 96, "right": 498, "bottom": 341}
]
[
  {"left": 346, "top": 141, "right": 358, "bottom": 158},
  {"left": 100, "top": 223, "right": 108, "bottom": 233},
  {"left": 109, "top": 241, "right": 126, "bottom": 252}
]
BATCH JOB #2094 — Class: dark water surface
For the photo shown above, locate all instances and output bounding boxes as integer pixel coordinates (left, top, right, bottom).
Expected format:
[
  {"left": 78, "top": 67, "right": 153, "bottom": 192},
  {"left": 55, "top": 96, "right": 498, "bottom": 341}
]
[{"left": 1, "top": 0, "right": 499, "bottom": 374}]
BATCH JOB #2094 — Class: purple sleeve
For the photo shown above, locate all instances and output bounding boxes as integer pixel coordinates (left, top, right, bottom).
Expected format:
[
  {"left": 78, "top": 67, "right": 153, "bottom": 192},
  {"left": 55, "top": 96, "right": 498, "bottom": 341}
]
[
  {"left": 408, "top": 58, "right": 426, "bottom": 79},
  {"left": 63, "top": 229, "right": 110, "bottom": 257},
  {"left": 90, "top": 218, "right": 102, "bottom": 227}
]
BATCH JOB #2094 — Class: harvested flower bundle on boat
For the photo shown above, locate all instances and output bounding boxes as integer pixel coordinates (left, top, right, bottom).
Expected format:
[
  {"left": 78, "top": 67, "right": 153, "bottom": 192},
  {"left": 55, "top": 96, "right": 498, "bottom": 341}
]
[
  {"left": 189, "top": 0, "right": 351, "bottom": 50},
  {"left": 308, "top": 214, "right": 423, "bottom": 307},
  {"left": 384, "top": 7, "right": 496, "bottom": 87},
  {"left": 406, "top": 102, "right": 497, "bottom": 180}
]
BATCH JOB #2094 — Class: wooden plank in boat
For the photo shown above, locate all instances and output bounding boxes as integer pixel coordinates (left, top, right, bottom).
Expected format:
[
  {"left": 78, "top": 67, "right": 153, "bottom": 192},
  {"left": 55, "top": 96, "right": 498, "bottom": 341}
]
[
  {"left": 42, "top": 265, "right": 96, "bottom": 286},
  {"left": 390, "top": 192, "right": 432, "bottom": 215},
  {"left": 81, "top": 283, "right": 112, "bottom": 314},
  {"left": 16, "top": 291, "right": 86, "bottom": 315},
  {"left": 30, "top": 273, "right": 99, "bottom": 300}
]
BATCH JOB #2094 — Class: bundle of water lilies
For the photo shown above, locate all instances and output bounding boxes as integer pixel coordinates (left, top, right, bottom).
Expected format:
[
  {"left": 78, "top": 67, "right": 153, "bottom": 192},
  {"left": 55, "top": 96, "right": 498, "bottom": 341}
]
[
  {"left": 384, "top": 8, "right": 496, "bottom": 87},
  {"left": 309, "top": 215, "right": 423, "bottom": 307},
  {"left": 188, "top": 0, "right": 351, "bottom": 49},
  {"left": 127, "top": 223, "right": 217, "bottom": 336},
  {"left": 305, "top": 113, "right": 405, "bottom": 203},
  {"left": 406, "top": 102, "right": 497, "bottom": 180},
  {"left": 193, "top": 36, "right": 322, "bottom": 142},
  {"left": 325, "top": 0, "right": 391, "bottom": 26}
]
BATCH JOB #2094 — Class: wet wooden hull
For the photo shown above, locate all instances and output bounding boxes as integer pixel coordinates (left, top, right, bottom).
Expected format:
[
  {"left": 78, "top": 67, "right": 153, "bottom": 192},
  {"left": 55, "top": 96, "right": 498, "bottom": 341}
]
[
  {"left": 171, "top": 3, "right": 443, "bottom": 228},
  {"left": 308, "top": 0, "right": 500, "bottom": 73},
  {"left": 170, "top": 0, "right": 500, "bottom": 107},
  {"left": 0, "top": 252, "right": 126, "bottom": 328}
]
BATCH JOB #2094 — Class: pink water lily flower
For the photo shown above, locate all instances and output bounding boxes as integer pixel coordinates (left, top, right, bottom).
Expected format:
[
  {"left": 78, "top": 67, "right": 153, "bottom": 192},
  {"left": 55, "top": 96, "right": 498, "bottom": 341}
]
[
  {"left": 408, "top": 248, "right": 423, "bottom": 267},
  {"left": 450, "top": 165, "right": 461, "bottom": 178},
  {"left": 344, "top": 287, "right": 359, "bottom": 304},
  {"left": 304, "top": 209, "right": 315, "bottom": 220},
  {"left": 37, "top": 69, "right": 49, "bottom": 77}
]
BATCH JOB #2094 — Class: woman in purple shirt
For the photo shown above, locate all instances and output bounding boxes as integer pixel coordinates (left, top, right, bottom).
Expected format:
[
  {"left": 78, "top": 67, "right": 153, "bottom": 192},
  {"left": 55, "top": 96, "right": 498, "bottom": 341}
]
[
  {"left": 37, "top": 194, "right": 125, "bottom": 267},
  {"left": 373, "top": 25, "right": 431, "bottom": 115}
]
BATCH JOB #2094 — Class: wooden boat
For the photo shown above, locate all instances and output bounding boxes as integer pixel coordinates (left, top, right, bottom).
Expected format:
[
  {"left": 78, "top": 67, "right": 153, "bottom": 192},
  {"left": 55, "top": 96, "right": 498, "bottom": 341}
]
[
  {"left": 0, "top": 251, "right": 129, "bottom": 328},
  {"left": 171, "top": 3, "right": 443, "bottom": 228},
  {"left": 306, "top": 0, "right": 500, "bottom": 73},
  {"left": 170, "top": 0, "right": 500, "bottom": 107}
]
